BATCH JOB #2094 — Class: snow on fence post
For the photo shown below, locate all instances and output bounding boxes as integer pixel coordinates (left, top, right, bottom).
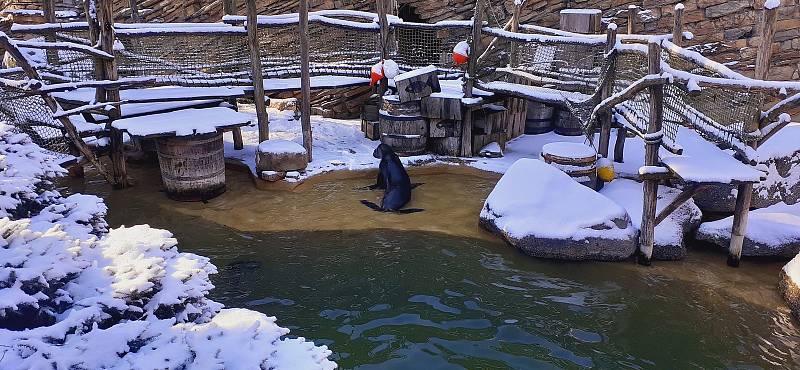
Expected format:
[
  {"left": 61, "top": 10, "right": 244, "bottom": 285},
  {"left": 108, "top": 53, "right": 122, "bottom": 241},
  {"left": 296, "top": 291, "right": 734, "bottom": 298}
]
[
  {"left": 461, "top": 0, "right": 484, "bottom": 157},
  {"left": 246, "top": 0, "right": 269, "bottom": 143},
  {"left": 638, "top": 40, "right": 664, "bottom": 266},
  {"left": 672, "top": 4, "right": 684, "bottom": 47},
  {"left": 98, "top": 0, "right": 129, "bottom": 188},
  {"left": 626, "top": 5, "right": 636, "bottom": 34},
  {"left": 129, "top": 0, "right": 140, "bottom": 22},
  {"left": 598, "top": 23, "right": 617, "bottom": 159},
  {"left": 299, "top": 0, "right": 313, "bottom": 161}
]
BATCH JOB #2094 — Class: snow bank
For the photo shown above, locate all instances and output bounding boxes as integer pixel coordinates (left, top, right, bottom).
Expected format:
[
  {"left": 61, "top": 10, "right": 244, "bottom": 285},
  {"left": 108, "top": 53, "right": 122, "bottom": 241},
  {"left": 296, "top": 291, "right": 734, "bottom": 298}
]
[
  {"left": 0, "top": 122, "right": 336, "bottom": 369},
  {"left": 601, "top": 179, "right": 701, "bottom": 260},
  {"left": 479, "top": 159, "right": 637, "bottom": 261},
  {"left": 696, "top": 202, "right": 800, "bottom": 257}
]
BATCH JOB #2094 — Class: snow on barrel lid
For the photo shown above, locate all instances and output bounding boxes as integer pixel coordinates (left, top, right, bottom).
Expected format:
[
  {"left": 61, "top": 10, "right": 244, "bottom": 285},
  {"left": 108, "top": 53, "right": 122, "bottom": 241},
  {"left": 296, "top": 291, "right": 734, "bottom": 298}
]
[{"left": 541, "top": 142, "right": 596, "bottom": 159}]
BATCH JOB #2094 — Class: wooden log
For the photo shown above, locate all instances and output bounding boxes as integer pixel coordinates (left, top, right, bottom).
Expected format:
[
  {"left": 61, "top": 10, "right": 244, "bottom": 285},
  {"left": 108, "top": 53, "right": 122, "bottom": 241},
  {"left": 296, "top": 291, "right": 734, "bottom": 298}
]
[
  {"left": 247, "top": 0, "right": 269, "bottom": 143},
  {"left": 672, "top": 4, "right": 684, "bottom": 47},
  {"left": 509, "top": 3, "right": 521, "bottom": 67},
  {"left": 420, "top": 95, "right": 461, "bottom": 121},
  {"left": 598, "top": 24, "right": 617, "bottom": 158},
  {"left": 460, "top": 0, "right": 483, "bottom": 157},
  {"left": 223, "top": 0, "right": 236, "bottom": 15},
  {"left": 395, "top": 68, "right": 440, "bottom": 103},
  {"left": 429, "top": 118, "right": 461, "bottom": 138},
  {"left": 728, "top": 182, "right": 754, "bottom": 267},
  {"left": 130, "top": 0, "right": 140, "bottom": 22},
  {"left": 627, "top": 5, "right": 636, "bottom": 34},
  {"left": 654, "top": 184, "right": 707, "bottom": 226},
  {"left": 638, "top": 40, "right": 664, "bottom": 266},
  {"left": 299, "top": 0, "right": 312, "bottom": 161},
  {"left": 377, "top": 0, "right": 390, "bottom": 96},
  {"left": 559, "top": 9, "right": 602, "bottom": 34},
  {"left": 754, "top": 3, "right": 778, "bottom": 81},
  {"left": 613, "top": 126, "right": 626, "bottom": 163},
  {"left": 98, "top": 0, "right": 129, "bottom": 188},
  {"left": 231, "top": 127, "right": 243, "bottom": 150},
  {"left": 41, "top": 0, "right": 56, "bottom": 23}
]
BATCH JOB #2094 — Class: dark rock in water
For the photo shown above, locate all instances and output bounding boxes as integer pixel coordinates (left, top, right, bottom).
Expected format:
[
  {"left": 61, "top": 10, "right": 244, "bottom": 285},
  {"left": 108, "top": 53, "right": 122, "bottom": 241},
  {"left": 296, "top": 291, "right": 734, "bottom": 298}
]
[{"left": 225, "top": 260, "right": 263, "bottom": 271}]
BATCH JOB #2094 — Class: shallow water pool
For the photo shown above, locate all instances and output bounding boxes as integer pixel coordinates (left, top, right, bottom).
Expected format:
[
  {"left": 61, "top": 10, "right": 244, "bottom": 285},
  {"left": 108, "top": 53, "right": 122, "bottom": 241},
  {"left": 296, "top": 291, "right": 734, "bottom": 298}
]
[{"left": 64, "top": 165, "right": 800, "bottom": 368}]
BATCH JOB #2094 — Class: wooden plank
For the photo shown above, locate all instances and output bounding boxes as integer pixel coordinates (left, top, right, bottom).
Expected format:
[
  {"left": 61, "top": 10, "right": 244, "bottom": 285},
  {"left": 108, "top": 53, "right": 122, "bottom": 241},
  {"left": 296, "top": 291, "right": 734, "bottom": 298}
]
[
  {"left": 246, "top": 0, "right": 269, "bottom": 142},
  {"left": 654, "top": 185, "right": 707, "bottom": 226},
  {"left": 638, "top": 40, "right": 664, "bottom": 266},
  {"left": 299, "top": 0, "right": 312, "bottom": 161},
  {"left": 421, "top": 95, "right": 461, "bottom": 121},
  {"left": 559, "top": 9, "right": 602, "bottom": 34},
  {"left": 395, "top": 69, "right": 440, "bottom": 103}
]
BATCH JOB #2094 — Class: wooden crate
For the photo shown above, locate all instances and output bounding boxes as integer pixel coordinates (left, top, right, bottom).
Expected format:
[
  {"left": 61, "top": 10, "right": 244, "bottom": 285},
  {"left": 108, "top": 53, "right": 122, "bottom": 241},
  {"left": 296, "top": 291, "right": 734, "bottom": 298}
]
[
  {"left": 394, "top": 66, "right": 441, "bottom": 103},
  {"left": 420, "top": 95, "right": 461, "bottom": 120}
]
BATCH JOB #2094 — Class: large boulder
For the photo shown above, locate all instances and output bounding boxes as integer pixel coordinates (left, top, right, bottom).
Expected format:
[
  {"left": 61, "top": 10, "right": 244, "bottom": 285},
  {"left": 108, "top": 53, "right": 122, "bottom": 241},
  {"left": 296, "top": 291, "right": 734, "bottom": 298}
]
[
  {"left": 600, "top": 179, "right": 702, "bottom": 260},
  {"left": 479, "top": 159, "right": 637, "bottom": 261},
  {"left": 780, "top": 255, "right": 800, "bottom": 320},
  {"left": 696, "top": 202, "right": 800, "bottom": 257},
  {"left": 256, "top": 139, "right": 309, "bottom": 173}
]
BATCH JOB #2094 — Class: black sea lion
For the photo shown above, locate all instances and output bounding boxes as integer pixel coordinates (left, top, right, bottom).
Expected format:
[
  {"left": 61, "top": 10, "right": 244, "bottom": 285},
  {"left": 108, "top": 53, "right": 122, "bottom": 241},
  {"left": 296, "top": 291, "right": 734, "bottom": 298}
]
[{"left": 360, "top": 143, "right": 423, "bottom": 213}]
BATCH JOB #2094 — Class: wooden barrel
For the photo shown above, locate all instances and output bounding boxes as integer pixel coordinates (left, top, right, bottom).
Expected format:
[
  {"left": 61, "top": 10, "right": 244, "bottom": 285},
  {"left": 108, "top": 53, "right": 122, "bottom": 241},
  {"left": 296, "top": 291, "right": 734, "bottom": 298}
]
[
  {"left": 361, "top": 95, "right": 381, "bottom": 140},
  {"left": 525, "top": 102, "right": 555, "bottom": 134},
  {"left": 379, "top": 111, "right": 427, "bottom": 156},
  {"left": 428, "top": 137, "right": 460, "bottom": 156},
  {"left": 554, "top": 109, "right": 584, "bottom": 136},
  {"left": 156, "top": 132, "right": 226, "bottom": 201},
  {"left": 382, "top": 95, "right": 422, "bottom": 116},
  {"left": 540, "top": 142, "right": 597, "bottom": 188}
]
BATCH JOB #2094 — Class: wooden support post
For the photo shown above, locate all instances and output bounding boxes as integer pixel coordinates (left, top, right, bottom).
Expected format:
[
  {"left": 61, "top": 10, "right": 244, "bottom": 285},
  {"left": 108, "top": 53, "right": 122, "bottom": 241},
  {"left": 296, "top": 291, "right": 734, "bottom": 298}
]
[
  {"left": 627, "top": 5, "right": 636, "bottom": 34},
  {"left": 672, "top": 4, "right": 684, "bottom": 47},
  {"left": 42, "top": 0, "right": 56, "bottom": 22},
  {"left": 638, "top": 41, "right": 664, "bottom": 266},
  {"left": 246, "top": 0, "right": 269, "bottom": 143},
  {"left": 509, "top": 3, "right": 521, "bottom": 67},
  {"left": 613, "top": 127, "right": 626, "bottom": 162},
  {"left": 598, "top": 24, "right": 617, "bottom": 158},
  {"left": 130, "top": 0, "right": 140, "bottom": 22},
  {"left": 754, "top": 3, "right": 778, "bottom": 81},
  {"left": 461, "top": 0, "right": 483, "bottom": 157},
  {"left": 223, "top": 0, "right": 236, "bottom": 15},
  {"left": 232, "top": 127, "right": 244, "bottom": 150},
  {"left": 728, "top": 182, "right": 753, "bottom": 267},
  {"left": 97, "top": 0, "right": 129, "bottom": 188},
  {"left": 299, "top": 0, "right": 312, "bottom": 161},
  {"left": 377, "top": 0, "right": 390, "bottom": 96}
]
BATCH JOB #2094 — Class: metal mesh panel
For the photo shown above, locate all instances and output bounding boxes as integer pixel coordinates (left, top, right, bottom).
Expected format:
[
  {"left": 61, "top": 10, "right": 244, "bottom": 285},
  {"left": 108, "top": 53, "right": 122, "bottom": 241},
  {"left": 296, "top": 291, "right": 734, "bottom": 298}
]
[
  {"left": 389, "top": 24, "right": 471, "bottom": 76},
  {"left": 115, "top": 32, "right": 250, "bottom": 85},
  {"left": 511, "top": 40, "right": 606, "bottom": 95},
  {"left": 0, "top": 74, "right": 72, "bottom": 157}
]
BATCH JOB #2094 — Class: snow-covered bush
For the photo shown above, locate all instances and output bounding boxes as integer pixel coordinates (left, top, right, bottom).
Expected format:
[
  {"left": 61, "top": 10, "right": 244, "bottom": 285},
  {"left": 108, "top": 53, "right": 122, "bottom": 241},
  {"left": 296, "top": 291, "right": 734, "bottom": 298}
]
[{"left": 0, "top": 123, "right": 336, "bottom": 369}]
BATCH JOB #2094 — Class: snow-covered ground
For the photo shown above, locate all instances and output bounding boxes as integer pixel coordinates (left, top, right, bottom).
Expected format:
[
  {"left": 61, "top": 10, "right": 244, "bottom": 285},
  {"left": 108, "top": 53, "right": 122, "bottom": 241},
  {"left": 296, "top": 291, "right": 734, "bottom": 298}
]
[{"left": 0, "top": 123, "right": 336, "bottom": 369}]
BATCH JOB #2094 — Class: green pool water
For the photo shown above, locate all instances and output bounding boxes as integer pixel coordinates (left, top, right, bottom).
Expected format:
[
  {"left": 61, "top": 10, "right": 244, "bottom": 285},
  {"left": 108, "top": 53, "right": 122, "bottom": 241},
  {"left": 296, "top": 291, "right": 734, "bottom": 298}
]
[{"left": 66, "top": 167, "right": 800, "bottom": 369}]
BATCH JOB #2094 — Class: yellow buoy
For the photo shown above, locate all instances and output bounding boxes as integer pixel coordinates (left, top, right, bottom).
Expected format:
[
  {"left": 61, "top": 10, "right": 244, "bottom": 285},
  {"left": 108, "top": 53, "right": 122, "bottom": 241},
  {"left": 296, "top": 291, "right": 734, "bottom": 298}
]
[{"left": 597, "top": 158, "right": 616, "bottom": 182}]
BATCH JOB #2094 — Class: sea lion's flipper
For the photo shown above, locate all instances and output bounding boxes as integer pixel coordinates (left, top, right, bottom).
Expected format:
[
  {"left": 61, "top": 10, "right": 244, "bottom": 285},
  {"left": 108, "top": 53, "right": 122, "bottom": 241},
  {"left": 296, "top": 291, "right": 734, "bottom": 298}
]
[
  {"left": 410, "top": 183, "right": 424, "bottom": 189},
  {"left": 395, "top": 208, "right": 425, "bottom": 214},
  {"left": 360, "top": 200, "right": 385, "bottom": 211}
]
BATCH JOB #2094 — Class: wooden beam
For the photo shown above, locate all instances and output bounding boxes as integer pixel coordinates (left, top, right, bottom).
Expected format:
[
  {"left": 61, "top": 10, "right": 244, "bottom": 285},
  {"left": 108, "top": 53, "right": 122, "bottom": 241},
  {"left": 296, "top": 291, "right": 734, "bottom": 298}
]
[
  {"left": 598, "top": 24, "right": 617, "bottom": 158},
  {"left": 671, "top": 4, "right": 684, "bottom": 47},
  {"left": 654, "top": 184, "right": 707, "bottom": 226},
  {"left": 461, "top": 0, "right": 483, "bottom": 157},
  {"left": 638, "top": 40, "right": 664, "bottom": 266},
  {"left": 299, "top": 0, "right": 312, "bottom": 161},
  {"left": 246, "top": 0, "right": 269, "bottom": 143}
]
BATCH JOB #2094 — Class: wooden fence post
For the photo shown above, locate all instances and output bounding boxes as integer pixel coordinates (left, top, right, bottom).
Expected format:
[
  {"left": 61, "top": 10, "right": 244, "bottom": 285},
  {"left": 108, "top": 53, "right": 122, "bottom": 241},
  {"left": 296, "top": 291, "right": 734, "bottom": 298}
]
[
  {"left": 672, "top": 4, "right": 684, "bottom": 47},
  {"left": 246, "top": 0, "right": 269, "bottom": 143},
  {"left": 223, "top": 0, "right": 236, "bottom": 15},
  {"left": 638, "top": 40, "right": 663, "bottom": 266},
  {"left": 509, "top": 3, "right": 521, "bottom": 67},
  {"left": 598, "top": 23, "right": 617, "bottom": 158},
  {"left": 728, "top": 2, "right": 778, "bottom": 267},
  {"left": 42, "top": 0, "right": 56, "bottom": 22},
  {"left": 377, "top": 0, "right": 390, "bottom": 96},
  {"left": 299, "top": 0, "right": 312, "bottom": 161},
  {"left": 461, "top": 0, "right": 483, "bottom": 157},
  {"left": 627, "top": 5, "right": 636, "bottom": 34}
]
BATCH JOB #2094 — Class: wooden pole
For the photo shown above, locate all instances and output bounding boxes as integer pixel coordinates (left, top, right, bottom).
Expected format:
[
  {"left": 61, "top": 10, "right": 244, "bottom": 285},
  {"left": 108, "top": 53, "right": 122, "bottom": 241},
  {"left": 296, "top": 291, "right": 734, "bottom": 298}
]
[
  {"left": 42, "top": 0, "right": 56, "bottom": 22},
  {"left": 509, "top": 3, "right": 521, "bottom": 67},
  {"left": 377, "top": 0, "right": 390, "bottom": 96},
  {"left": 638, "top": 40, "right": 664, "bottom": 266},
  {"left": 672, "top": 4, "right": 684, "bottom": 47},
  {"left": 130, "top": 0, "right": 140, "bottom": 22},
  {"left": 627, "top": 5, "right": 636, "bottom": 34},
  {"left": 299, "top": 0, "right": 312, "bottom": 161},
  {"left": 727, "top": 2, "right": 777, "bottom": 267},
  {"left": 97, "top": 0, "right": 130, "bottom": 188},
  {"left": 461, "top": 0, "right": 483, "bottom": 157},
  {"left": 246, "top": 0, "right": 269, "bottom": 143},
  {"left": 598, "top": 24, "right": 617, "bottom": 158},
  {"left": 223, "top": 0, "right": 236, "bottom": 15}
]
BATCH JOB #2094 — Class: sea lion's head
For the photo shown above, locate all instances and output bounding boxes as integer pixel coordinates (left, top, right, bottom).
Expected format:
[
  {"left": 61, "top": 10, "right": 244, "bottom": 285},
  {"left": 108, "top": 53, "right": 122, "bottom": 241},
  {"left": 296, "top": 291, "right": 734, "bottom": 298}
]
[{"left": 373, "top": 143, "right": 393, "bottom": 159}]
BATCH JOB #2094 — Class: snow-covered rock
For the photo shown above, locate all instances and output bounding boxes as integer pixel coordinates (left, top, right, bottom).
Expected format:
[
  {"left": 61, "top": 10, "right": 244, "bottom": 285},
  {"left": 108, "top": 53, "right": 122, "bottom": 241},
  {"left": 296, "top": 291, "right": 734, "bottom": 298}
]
[
  {"left": 696, "top": 202, "right": 800, "bottom": 257},
  {"left": 256, "top": 139, "right": 309, "bottom": 173},
  {"left": 601, "top": 179, "right": 702, "bottom": 260},
  {"left": 780, "top": 254, "right": 800, "bottom": 320},
  {"left": 0, "top": 122, "right": 336, "bottom": 369},
  {"left": 479, "top": 159, "right": 637, "bottom": 261}
]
